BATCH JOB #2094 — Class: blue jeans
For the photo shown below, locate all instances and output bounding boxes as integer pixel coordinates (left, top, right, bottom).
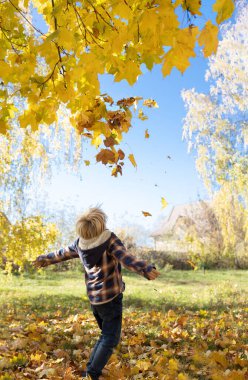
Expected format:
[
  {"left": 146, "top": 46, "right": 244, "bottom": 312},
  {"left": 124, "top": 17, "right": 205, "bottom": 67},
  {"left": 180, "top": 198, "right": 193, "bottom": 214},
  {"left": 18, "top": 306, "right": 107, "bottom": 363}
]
[{"left": 86, "top": 293, "right": 123, "bottom": 380}]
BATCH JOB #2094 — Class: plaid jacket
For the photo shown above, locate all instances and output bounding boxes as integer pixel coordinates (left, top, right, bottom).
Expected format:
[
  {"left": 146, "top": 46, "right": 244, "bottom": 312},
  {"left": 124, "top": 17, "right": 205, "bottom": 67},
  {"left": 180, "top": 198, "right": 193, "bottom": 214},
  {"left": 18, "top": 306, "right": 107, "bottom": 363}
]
[{"left": 36, "top": 230, "right": 154, "bottom": 305}]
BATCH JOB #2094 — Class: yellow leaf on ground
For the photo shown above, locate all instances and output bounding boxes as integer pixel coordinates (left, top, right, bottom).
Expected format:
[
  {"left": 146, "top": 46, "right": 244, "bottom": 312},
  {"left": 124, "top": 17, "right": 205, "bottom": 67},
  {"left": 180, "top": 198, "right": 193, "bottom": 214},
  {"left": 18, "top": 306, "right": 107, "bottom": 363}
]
[
  {"left": 209, "top": 350, "right": 228, "bottom": 368},
  {"left": 168, "top": 358, "right": 179, "bottom": 372},
  {"left": 136, "top": 359, "right": 151, "bottom": 371},
  {"left": 178, "top": 373, "right": 189, "bottom": 380}
]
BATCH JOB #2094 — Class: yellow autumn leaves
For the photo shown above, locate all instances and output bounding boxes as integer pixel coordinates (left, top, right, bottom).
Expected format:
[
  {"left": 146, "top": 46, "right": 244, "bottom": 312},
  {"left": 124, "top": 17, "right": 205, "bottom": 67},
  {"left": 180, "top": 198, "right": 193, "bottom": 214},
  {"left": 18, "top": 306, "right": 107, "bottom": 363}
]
[
  {"left": 0, "top": 0, "right": 235, "bottom": 175},
  {"left": 1, "top": 305, "right": 247, "bottom": 379},
  {"left": 142, "top": 197, "right": 168, "bottom": 217}
]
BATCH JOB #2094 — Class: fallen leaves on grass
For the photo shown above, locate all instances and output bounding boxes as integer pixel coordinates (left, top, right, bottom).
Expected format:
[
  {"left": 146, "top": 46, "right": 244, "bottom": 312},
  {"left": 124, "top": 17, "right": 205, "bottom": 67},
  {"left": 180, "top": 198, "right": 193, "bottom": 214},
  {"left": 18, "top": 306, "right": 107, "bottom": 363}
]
[{"left": 0, "top": 306, "right": 247, "bottom": 379}]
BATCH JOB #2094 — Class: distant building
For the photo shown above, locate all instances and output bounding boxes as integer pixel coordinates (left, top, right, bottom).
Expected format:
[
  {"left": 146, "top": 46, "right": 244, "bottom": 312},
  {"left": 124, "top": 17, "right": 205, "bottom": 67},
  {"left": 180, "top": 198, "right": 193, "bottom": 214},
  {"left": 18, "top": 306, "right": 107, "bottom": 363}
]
[{"left": 151, "top": 201, "right": 212, "bottom": 255}]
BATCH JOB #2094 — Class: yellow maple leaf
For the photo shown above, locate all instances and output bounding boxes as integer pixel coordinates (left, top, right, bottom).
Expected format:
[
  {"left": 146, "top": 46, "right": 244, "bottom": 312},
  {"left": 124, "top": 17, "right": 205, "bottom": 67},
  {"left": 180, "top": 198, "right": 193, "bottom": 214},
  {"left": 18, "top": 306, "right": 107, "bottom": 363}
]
[
  {"left": 198, "top": 21, "right": 219, "bottom": 57},
  {"left": 142, "top": 211, "right": 152, "bottom": 217},
  {"left": 161, "top": 197, "right": 168, "bottom": 209},
  {"left": 114, "top": 60, "right": 142, "bottom": 86},
  {"left": 128, "top": 153, "right": 137, "bottom": 168},
  {"left": 162, "top": 27, "right": 199, "bottom": 76},
  {"left": 213, "top": 0, "right": 235, "bottom": 24},
  {"left": 57, "top": 28, "right": 76, "bottom": 50}
]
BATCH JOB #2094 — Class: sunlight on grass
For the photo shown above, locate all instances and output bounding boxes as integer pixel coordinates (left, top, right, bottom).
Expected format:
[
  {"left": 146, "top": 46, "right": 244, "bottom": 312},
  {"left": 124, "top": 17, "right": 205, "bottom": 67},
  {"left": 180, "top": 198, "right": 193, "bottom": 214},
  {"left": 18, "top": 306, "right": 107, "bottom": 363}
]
[{"left": 0, "top": 269, "right": 247, "bottom": 316}]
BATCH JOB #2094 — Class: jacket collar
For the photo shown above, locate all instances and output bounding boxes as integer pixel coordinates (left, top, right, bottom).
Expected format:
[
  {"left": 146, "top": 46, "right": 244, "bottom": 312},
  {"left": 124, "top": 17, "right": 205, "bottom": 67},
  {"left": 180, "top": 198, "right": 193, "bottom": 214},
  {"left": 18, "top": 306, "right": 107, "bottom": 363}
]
[{"left": 78, "top": 229, "right": 112, "bottom": 251}]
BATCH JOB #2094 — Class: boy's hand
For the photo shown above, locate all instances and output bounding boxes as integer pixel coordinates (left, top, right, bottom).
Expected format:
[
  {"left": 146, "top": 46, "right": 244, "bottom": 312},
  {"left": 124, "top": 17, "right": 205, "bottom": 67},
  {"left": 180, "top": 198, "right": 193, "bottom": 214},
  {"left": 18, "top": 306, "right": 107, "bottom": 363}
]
[{"left": 146, "top": 268, "right": 160, "bottom": 280}]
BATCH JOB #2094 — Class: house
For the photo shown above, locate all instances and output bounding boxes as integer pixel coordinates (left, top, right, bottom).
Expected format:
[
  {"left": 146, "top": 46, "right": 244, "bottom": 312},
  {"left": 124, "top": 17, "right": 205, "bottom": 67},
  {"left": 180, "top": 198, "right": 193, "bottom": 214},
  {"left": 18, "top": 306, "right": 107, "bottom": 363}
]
[{"left": 151, "top": 201, "right": 212, "bottom": 255}]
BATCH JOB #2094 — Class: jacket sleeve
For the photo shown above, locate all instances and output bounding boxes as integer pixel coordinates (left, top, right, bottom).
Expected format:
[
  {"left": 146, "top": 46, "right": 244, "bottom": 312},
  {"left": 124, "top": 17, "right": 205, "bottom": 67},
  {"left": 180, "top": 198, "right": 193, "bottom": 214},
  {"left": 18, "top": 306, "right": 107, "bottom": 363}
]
[
  {"left": 108, "top": 234, "right": 155, "bottom": 279},
  {"left": 35, "top": 240, "right": 79, "bottom": 267}
]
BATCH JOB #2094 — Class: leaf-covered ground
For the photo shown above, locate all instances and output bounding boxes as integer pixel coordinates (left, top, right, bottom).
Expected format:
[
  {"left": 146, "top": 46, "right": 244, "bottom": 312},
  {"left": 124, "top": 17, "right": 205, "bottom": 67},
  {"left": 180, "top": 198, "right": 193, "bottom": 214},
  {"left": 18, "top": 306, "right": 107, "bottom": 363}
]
[{"left": 0, "top": 270, "right": 248, "bottom": 379}]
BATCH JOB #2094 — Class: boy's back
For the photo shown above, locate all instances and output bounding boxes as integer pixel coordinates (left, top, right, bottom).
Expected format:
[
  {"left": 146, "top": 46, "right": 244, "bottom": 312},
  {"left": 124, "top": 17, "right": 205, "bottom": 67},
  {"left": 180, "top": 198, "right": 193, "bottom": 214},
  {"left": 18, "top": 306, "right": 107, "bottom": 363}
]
[{"left": 34, "top": 207, "right": 159, "bottom": 380}]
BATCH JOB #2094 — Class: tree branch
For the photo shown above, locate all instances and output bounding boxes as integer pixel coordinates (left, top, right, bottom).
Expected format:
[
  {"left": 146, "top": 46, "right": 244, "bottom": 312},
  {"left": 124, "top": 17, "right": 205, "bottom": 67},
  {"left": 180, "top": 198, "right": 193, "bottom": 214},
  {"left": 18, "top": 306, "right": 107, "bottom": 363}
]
[
  {"left": 86, "top": 0, "right": 116, "bottom": 30},
  {"left": 8, "top": 0, "right": 45, "bottom": 36},
  {"left": 72, "top": 3, "right": 104, "bottom": 48},
  {"left": 51, "top": 0, "right": 67, "bottom": 87},
  {"left": 38, "top": 60, "right": 60, "bottom": 96}
]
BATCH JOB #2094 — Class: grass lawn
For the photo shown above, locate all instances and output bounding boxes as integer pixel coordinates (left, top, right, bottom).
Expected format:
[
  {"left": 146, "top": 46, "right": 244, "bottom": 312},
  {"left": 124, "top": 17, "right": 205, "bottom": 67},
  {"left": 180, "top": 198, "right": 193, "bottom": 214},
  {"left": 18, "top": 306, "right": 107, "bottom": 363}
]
[
  {"left": 0, "top": 269, "right": 247, "bottom": 380},
  {"left": 0, "top": 269, "right": 247, "bottom": 316}
]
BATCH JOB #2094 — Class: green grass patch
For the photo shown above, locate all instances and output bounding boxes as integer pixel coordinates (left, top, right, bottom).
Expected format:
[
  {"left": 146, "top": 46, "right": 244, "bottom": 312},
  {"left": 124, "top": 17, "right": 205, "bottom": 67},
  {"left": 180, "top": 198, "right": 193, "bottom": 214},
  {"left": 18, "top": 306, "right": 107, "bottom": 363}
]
[{"left": 0, "top": 269, "right": 247, "bottom": 317}]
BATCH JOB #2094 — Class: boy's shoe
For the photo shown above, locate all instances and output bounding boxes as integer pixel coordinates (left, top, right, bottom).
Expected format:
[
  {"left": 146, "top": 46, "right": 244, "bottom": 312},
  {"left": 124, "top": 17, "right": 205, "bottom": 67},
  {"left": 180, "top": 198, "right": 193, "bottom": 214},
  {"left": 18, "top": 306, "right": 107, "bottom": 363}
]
[{"left": 82, "top": 371, "right": 99, "bottom": 380}]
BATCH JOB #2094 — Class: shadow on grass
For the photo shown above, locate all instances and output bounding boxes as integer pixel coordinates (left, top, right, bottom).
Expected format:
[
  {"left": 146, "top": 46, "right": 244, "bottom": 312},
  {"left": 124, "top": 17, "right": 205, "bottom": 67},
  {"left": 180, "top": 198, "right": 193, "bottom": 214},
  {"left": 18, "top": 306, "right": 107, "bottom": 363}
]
[
  {"left": 1, "top": 292, "right": 247, "bottom": 322},
  {"left": 0, "top": 294, "right": 90, "bottom": 320},
  {"left": 123, "top": 294, "right": 247, "bottom": 313},
  {"left": 123, "top": 270, "right": 212, "bottom": 286}
]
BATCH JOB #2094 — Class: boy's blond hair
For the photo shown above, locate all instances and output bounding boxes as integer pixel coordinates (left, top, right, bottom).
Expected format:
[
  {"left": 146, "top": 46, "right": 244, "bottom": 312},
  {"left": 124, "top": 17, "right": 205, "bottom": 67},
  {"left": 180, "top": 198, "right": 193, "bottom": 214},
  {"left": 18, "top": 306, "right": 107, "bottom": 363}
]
[{"left": 76, "top": 207, "right": 107, "bottom": 239}]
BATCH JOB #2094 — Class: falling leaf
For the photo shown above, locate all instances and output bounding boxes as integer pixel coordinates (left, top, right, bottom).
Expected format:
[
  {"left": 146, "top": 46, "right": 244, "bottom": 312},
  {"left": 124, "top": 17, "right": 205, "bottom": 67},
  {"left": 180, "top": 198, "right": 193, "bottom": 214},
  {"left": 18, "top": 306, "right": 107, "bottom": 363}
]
[
  {"left": 84, "top": 160, "right": 90, "bottom": 166},
  {"left": 138, "top": 109, "right": 148, "bottom": 121},
  {"left": 103, "top": 136, "right": 117, "bottom": 147},
  {"left": 102, "top": 94, "right": 114, "bottom": 105},
  {"left": 143, "top": 99, "right": 159, "bottom": 108},
  {"left": 112, "top": 165, "right": 122, "bottom": 177},
  {"left": 117, "top": 149, "right": 125, "bottom": 160},
  {"left": 145, "top": 129, "right": 150, "bottom": 138},
  {"left": 96, "top": 149, "right": 116, "bottom": 165},
  {"left": 128, "top": 154, "right": 137, "bottom": 168},
  {"left": 117, "top": 97, "right": 136, "bottom": 107},
  {"left": 142, "top": 211, "right": 152, "bottom": 217},
  {"left": 161, "top": 197, "right": 168, "bottom": 209}
]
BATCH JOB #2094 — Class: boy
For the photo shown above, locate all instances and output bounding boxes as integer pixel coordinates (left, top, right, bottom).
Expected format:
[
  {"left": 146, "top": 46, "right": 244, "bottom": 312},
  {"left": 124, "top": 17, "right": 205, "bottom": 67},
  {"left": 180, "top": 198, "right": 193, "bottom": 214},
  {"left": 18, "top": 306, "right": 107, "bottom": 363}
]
[{"left": 33, "top": 207, "right": 159, "bottom": 380}]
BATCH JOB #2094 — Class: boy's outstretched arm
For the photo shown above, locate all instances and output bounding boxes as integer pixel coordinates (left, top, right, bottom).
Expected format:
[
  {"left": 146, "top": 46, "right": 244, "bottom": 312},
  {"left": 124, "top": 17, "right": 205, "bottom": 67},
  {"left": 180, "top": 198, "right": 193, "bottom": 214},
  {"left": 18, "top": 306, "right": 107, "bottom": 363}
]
[
  {"left": 109, "top": 234, "right": 160, "bottom": 280},
  {"left": 33, "top": 241, "right": 79, "bottom": 268}
]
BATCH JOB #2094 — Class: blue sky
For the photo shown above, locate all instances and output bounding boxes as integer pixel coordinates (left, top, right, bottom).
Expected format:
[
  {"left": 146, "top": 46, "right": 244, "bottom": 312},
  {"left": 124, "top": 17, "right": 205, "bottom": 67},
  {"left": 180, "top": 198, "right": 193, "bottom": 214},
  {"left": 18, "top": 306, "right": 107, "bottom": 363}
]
[
  {"left": 35, "top": 2, "right": 232, "bottom": 234},
  {"left": 44, "top": 58, "right": 210, "bottom": 233}
]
